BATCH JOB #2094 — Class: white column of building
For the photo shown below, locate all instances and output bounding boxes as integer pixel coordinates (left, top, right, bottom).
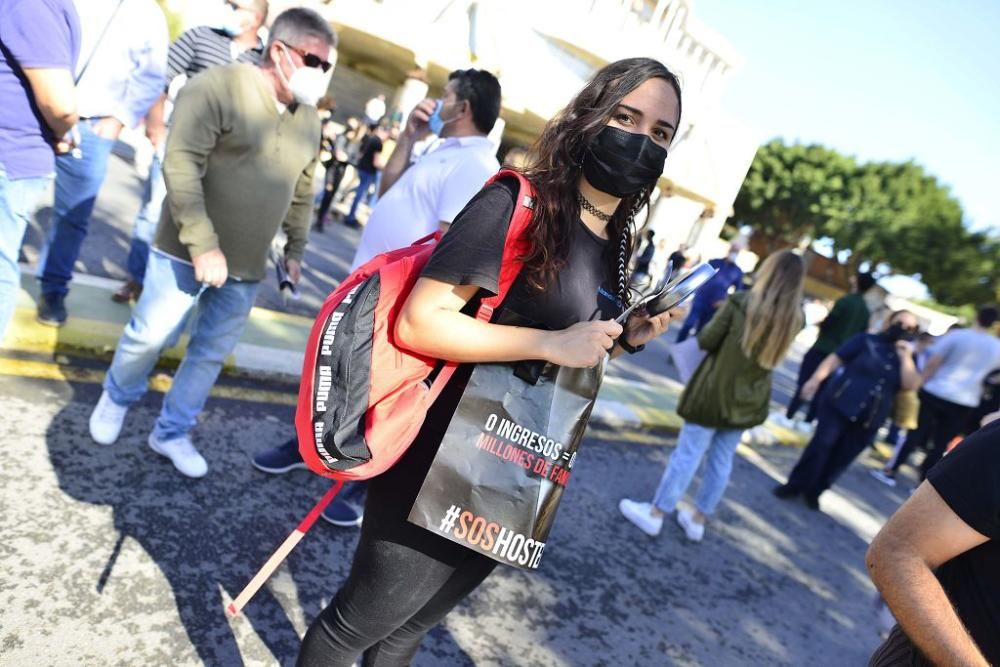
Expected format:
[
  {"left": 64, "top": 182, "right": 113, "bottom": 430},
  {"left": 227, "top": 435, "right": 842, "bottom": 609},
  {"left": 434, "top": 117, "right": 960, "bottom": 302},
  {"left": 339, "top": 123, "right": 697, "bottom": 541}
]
[
  {"left": 665, "top": 3, "right": 688, "bottom": 49},
  {"left": 653, "top": 0, "right": 672, "bottom": 26}
]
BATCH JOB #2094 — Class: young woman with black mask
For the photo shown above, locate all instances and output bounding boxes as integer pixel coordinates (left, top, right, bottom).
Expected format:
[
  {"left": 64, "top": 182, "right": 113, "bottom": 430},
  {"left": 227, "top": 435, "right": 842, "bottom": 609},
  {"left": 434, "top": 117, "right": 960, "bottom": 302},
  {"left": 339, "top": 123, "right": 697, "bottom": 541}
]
[
  {"left": 297, "top": 57, "right": 683, "bottom": 666},
  {"left": 775, "top": 310, "right": 923, "bottom": 510}
]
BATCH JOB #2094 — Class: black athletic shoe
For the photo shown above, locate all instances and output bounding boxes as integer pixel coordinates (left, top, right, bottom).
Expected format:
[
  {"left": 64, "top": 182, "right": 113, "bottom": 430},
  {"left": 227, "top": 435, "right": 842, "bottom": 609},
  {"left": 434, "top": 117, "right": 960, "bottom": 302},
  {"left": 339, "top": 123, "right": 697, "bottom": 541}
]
[
  {"left": 321, "top": 482, "right": 366, "bottom": 527},
  {"left": 36, "top": 294, "right": 67, "bottom": 327},
  {"left": 772, "top": 484, "right": 799, "bottom": 499},
  {"left": 804, "top": 495, "right": 821, "bottom": 511},
  {"left": 252, "top": 438, "right": 307, "bottom": 474}
]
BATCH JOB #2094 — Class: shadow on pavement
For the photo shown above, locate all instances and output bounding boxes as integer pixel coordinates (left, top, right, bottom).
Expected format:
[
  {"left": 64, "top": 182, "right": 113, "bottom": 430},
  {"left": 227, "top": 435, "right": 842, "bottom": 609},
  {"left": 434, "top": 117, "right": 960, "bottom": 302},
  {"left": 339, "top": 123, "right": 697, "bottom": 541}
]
[
  {"left": 44, "top": 382, "right": 308, "bottom": 664},
  {"left": 39, "top": 379, "right": 479, "bottom": 665},
  {"left": 480, "top": 428, "right": 902, "bottom": 666}
]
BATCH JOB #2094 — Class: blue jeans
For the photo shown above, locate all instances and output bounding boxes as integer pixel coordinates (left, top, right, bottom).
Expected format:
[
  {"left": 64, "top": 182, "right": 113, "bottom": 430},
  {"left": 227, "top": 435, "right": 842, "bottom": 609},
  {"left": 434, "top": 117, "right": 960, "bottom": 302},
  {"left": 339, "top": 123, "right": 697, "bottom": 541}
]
[
  {"left": 0, "top": 163, "right": 51, "bottom": 338},
  {"left": 674, "top": 300, "right": 715, "bottom": 343},
  {"left": 345, "top": 168, "right": 378, "bottom": 223},
  {"left": 103, "top": 251, "right": 259, "bottom": 441},
  {"left": 371, "top": 170, "right": 383, "bottom": 208},
  {"left": 127, "top": 152, "right": 166, "bottom": 284},
  {"left": 652, "top": 422, "right": 743, "bottom": 515},
  {"left": 38, "top": 120, "right": 116, "bottom": 299}
]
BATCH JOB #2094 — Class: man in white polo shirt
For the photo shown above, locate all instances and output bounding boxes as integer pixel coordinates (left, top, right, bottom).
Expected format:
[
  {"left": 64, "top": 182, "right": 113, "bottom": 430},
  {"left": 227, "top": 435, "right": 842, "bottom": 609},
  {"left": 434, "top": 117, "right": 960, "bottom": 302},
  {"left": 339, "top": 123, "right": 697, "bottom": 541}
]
[
  {"left": 250, "top": 69, "right": 502, "bottom": 528},
  {"left": 875, "top": 305, "right": 1000, "bottom": 485},
  {"left": 349, "top": 68, "right": 502, "bottom": 270}
]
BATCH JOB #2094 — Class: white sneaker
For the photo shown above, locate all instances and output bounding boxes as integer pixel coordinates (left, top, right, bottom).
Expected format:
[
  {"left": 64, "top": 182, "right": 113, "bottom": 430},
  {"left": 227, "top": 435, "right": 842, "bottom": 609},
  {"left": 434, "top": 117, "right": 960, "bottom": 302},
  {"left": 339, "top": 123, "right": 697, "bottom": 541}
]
[
  {"left": 90, "top": 390, "right": 129, "bottom": 445},
  {"left": 769, "top": 413, "right": 794, "bottom": 429},
  {"left": 676, "top": 508, "right": 705, "bottom": 542},
  {"left": 148, "top": 433, "right": 208, "bottom": 478},
  {"left": 618, "top": 499, "right": 663, "bottom": 537},
  {"left": 794, "top": 420, "right": 815, "bottom": 434}
]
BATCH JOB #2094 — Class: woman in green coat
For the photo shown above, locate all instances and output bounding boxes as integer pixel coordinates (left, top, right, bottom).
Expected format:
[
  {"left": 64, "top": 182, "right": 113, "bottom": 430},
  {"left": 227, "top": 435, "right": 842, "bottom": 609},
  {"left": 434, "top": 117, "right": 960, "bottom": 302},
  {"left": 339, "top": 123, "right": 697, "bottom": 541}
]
[{"left": 620, "top": 250, "right": 805, "bottom": 541}]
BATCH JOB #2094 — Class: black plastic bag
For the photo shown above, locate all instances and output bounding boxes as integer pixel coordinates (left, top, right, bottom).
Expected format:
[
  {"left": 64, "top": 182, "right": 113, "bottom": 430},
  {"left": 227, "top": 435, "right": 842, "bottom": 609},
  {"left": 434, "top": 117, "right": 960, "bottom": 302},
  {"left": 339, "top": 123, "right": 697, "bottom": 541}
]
[{"left": 408, "top": 357, "right": 603, "bottom": 570}]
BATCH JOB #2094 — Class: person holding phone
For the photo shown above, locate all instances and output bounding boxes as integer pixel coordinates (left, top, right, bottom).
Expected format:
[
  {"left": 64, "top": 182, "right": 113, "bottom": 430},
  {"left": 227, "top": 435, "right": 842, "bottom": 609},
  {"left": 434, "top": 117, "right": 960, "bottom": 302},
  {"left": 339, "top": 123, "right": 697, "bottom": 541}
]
[
  {"left": 348, "top": 69, "right": 503, "bottom": 268},
  {"left": 775, "top": 310, "right": 923, "bottom": 509},
  {"left": 619, "top": 250, "right": 806, "bottom": 542},
  {"left": 297, "top": 57, "right": 682, "bottom": 666}
]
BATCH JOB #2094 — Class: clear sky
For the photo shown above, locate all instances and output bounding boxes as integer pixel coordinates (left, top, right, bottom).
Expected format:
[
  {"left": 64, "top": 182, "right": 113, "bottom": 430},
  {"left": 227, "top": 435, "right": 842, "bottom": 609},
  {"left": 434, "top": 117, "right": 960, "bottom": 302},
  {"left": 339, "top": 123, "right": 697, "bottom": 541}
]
[{"left": 696, "top": 0, "right": 1000, "bottom": 235}]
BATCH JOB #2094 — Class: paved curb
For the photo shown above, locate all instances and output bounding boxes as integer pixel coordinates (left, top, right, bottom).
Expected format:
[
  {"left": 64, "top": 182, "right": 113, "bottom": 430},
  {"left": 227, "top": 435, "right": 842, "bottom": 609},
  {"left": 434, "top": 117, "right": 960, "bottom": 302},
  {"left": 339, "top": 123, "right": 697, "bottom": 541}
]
[
  {"left": 594, "top": 376, "right": 810, "bottom": 447},
  {"left": 5, "top": 269, "right": 309, "bottom": 383},
  {"left": 4, "top": 269, "right": 808, "bottom": 445}
]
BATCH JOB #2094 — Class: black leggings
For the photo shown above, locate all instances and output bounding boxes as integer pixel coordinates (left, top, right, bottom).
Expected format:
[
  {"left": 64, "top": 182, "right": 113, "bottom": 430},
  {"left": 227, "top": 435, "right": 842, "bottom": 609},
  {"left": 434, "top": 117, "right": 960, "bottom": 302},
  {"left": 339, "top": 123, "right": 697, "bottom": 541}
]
[
  {"left": 297, "top": 489, "right": 496, "bottom": 666},
  {"left": 298, "top": 407, "right": 497, "bottom": 666}
]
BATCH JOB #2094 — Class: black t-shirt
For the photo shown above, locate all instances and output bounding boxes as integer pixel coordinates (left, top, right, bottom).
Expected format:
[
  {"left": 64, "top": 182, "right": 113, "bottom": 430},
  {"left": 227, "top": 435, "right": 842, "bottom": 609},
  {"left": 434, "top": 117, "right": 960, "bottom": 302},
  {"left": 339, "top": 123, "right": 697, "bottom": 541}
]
[
  {"left": 424, "top": 177, "right": 623, "bottom": 328},
  {"left": 920, "top": 418, "right": 1000, "bottom": 662},
  {"left": 356, "top": 135, "right": 383, "bottom": 171},
  {"left": 366, "top": 177, "right": 623, "bottom": 559}
]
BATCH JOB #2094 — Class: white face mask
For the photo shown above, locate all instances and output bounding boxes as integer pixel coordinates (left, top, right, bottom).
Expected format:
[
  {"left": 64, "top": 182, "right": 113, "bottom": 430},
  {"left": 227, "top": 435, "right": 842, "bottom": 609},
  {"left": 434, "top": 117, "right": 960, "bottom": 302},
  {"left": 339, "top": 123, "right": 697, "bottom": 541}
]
[
  {"left": 277, "top": 44, "right": 328, "bottom": 107},
  {"left": 217, "top": 4, "right": 247, "bottom": 37}
]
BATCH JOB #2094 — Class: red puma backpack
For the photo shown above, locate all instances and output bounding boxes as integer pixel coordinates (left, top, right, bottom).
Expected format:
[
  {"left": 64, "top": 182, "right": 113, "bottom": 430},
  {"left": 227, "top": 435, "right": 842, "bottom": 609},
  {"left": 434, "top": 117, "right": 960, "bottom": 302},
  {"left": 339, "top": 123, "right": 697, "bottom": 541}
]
[{"left": 294, "top": 169, "right": 536, "bottom": 481}]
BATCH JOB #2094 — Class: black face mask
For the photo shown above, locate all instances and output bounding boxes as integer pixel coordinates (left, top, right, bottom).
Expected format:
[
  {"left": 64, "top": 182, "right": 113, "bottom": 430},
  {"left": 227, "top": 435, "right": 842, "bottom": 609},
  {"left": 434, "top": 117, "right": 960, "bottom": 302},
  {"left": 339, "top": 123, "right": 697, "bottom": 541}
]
[
  {"left": 885, "top": 323, "right": 916, "bottom": 342},
  {"left": 582, "top": 126, "right": 668, "bottom": 197}
]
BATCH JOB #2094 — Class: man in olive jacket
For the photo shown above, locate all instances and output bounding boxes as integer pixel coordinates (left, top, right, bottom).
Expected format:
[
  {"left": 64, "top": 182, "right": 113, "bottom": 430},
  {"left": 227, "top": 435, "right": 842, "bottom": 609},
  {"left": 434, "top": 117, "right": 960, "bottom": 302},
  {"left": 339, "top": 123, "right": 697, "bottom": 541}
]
[{"left": 87, "top": 9, "right": 336, "bottom": 478}]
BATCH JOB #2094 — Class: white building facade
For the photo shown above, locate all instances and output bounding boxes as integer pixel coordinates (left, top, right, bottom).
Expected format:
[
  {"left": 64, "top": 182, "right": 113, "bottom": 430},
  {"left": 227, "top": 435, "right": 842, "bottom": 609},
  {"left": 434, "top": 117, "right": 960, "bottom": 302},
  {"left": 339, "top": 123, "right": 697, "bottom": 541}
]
[{"left": 167, "top": 0, "right": 758, "bottom": 259}]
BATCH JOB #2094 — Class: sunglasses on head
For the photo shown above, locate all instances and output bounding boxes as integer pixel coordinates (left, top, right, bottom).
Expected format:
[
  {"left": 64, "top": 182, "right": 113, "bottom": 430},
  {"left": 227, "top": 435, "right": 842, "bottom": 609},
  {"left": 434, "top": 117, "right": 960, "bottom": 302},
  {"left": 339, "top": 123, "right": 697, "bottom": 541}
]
[{"left": 278, "top": 41, "right": 332, "bottom": 73}]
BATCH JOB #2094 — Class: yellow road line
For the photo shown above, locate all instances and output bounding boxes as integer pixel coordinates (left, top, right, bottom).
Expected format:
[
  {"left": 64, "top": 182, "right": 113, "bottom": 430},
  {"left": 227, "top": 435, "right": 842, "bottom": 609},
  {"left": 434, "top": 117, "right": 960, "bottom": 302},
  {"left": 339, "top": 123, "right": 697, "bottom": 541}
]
[{"left": 0, "top": 358, "right": 297, "bottom": 406}]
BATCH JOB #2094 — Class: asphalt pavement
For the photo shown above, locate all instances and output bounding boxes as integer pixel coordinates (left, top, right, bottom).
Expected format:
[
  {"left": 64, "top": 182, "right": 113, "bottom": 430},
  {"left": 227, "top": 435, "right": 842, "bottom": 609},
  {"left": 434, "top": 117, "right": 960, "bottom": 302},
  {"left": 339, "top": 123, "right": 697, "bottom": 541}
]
[
  {"left": 0, "top": 152, "right": 915, "bottom": 666},
  {"left": 0, "top": 360, "right": 914, "bottom": 667}
]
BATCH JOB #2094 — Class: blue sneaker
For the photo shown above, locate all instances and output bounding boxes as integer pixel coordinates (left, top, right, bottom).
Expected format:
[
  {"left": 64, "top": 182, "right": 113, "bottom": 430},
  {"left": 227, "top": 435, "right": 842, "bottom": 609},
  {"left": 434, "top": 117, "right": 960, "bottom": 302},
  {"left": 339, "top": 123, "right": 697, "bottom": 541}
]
[
  {"left": 252, "top": 438, "right": 307, "bottom": 474},
  {"left": 321, "top": 482, "right": 366, "bottom": 527}
]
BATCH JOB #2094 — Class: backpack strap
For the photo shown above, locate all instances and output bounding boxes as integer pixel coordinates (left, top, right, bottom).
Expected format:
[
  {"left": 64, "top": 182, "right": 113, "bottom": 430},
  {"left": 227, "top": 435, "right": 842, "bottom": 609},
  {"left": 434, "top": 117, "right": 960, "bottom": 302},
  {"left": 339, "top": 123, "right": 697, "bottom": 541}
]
[
  {"left": 425, "top": 169, "right": 536, "bottom": 398},
  {"left": 475, "top": 168, "right": 535, "bottom": 322}
]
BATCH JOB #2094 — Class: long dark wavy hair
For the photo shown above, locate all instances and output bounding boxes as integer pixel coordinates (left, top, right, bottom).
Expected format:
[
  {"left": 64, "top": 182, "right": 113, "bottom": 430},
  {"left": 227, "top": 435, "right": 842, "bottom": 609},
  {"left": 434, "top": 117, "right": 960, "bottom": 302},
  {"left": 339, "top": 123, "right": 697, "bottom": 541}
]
[{"left": 520, "top": 58, "right": 682, "bottom": 306}]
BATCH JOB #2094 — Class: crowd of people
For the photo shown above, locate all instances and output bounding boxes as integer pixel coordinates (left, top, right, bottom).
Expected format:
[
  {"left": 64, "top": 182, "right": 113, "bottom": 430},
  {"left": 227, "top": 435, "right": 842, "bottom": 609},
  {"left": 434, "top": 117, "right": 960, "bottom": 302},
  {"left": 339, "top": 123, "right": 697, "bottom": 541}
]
[{"left": 3, "top": 1, "right": 1000, "bottom": 665}]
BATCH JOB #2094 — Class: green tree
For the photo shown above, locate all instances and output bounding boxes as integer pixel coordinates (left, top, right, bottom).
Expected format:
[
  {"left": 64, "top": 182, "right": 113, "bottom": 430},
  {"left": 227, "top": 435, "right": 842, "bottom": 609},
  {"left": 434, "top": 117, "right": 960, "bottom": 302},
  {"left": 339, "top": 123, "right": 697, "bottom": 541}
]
[
  {"left": 830, "top": 162, "right": 997, "bottom": 306},
  {"left": 734, "top": 139, "right": 1000, "bottom": 307},
  {"left": 732, "top": 139, "right": 856, "bottom": 254}
]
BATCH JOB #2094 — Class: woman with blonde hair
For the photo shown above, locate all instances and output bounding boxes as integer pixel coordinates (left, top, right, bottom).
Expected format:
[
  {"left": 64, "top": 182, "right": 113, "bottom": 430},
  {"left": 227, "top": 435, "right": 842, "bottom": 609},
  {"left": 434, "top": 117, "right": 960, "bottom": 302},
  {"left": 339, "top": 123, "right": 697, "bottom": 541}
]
[{"left": 620, "top": 250, "right": 806, "bottom": 542}]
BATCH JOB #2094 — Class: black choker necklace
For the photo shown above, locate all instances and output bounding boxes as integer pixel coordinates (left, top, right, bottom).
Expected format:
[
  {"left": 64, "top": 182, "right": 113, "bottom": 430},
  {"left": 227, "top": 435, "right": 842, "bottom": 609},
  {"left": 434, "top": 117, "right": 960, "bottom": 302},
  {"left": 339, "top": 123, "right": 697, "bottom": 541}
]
[{"left": 577, "top": 192, "right": 612, "bottom": 223}]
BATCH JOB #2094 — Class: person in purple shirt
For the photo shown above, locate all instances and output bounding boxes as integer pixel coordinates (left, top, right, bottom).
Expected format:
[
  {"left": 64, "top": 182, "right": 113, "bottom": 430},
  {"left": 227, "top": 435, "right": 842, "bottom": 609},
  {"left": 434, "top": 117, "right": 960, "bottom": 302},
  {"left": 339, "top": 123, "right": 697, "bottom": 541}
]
[
  {"left": 0, "top": 0, "right": 81, "bottom": 340},
  {"left": 675, "top": 240, "right": 747, "bottom": 342}
]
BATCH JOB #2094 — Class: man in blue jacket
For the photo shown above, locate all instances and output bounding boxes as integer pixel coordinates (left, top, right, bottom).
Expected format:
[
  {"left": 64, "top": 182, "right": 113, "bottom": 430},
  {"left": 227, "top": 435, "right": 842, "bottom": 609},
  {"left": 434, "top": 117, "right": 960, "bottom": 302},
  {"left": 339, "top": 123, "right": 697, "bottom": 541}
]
[{"left": 675, "top": 240, "right": 746, "bottom": 342}]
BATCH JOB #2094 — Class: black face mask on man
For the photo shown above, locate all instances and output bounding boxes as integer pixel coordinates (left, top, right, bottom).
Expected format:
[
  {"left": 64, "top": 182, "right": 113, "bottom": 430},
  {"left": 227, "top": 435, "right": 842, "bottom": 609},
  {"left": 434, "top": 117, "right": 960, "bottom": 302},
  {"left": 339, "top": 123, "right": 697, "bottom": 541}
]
[
  {"left": 885, "top": 323, "right": 916, "bottom": 343},
  {"left": 582, "top": 126, "right": 668, "bottom": 197}
]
